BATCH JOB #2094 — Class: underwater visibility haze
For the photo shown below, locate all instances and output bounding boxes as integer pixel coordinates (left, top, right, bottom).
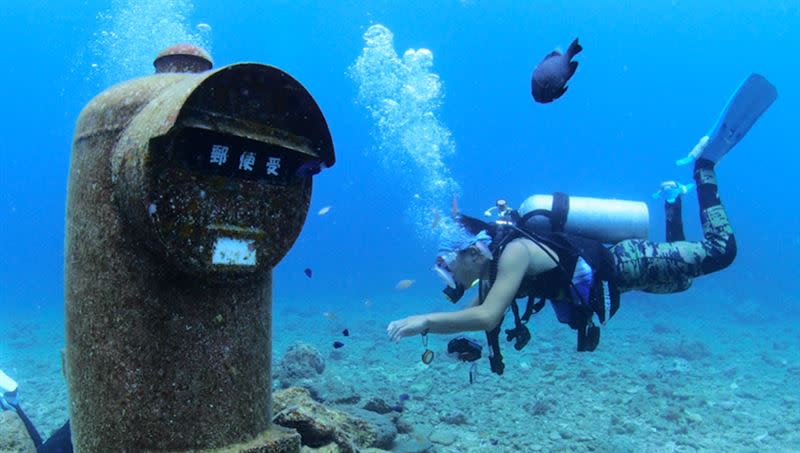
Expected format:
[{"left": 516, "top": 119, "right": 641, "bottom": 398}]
[{"left": 0, "top": 1, "right": 798, "bottom": 452}]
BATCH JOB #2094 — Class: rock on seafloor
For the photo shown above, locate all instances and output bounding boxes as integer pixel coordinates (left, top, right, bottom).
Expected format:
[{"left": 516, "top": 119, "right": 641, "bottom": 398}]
[
  {"left": 0, "top": 411, "right": 36, "bottom": 453},
  {"left": 274, "top": 387, "right": 397, "bottom": 452}
]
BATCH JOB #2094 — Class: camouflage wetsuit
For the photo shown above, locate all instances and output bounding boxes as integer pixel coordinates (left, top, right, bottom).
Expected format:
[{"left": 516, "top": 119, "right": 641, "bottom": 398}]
[{"left": 610, "top": 159, "right": 737, "bottom": 293}]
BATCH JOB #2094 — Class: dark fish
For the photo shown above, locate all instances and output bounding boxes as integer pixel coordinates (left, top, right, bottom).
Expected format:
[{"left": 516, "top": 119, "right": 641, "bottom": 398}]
[
  {"left": 295, "top": 160, "right": 326, "bottom": 177},
  {"left": 390, "top": 405, "right": 404, "bottom": 413},
  {"left": 342, "top": 328, "right": 350, "bottom": 337},
  {"left": 531, "top": 37, "right": 582, "bottom": 103},
  {"left": 333, "top": 341, "right": 345, "bottom": 349},
  {"left": 398, "top": 393, "right": 410, "bottom": 401},
  {"left": 304, "top": 268, "right": 312, "bottom": 278}
]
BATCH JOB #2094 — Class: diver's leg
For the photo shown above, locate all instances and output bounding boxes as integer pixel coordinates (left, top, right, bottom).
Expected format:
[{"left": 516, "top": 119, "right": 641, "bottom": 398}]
[
  {"left": 8, "top": 403, "right": 44, "bottom": 448},
  {"left": 612, "top": 159, "right": 736, "bottom": 293},
  {"left": 665, "top": 195, "right": 685, "bottom": 242},
  {"left": 692, "top": 159, "right": 737, "bottom": 273},
  {"left": 38, "top": 420, "right": 72, "bottom": 453}
]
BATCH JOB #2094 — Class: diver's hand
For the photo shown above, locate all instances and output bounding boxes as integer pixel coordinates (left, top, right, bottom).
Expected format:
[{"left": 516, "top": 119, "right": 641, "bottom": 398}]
[{"left": 387, "top": 315, "right": 430, "bottom": 342}]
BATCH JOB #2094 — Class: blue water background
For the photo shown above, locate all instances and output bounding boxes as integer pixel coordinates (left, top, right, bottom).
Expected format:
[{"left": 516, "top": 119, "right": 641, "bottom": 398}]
[
  {"left": 0, "top": 0, "right": 798, "bottom": 442},
  {"left": 3, "top": 0, "right": 797, "bottom": 318}
]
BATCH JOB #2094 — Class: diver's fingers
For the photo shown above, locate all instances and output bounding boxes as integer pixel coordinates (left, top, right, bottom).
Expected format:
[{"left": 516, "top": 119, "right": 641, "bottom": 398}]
[
  {"left": 387, "top": 321, "right": 401, "bottom": 341},
  {"left": 393, "top": 323, "right": 406, "bottom": 342},
  {"left": 389, "top": 320, "right": 408, "bottom": 342}
]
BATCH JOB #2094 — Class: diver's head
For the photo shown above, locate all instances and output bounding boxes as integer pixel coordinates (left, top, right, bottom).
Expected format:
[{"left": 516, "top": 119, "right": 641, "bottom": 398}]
[
  {"left": 450, "top": 243, "right": 491, "bottom": 286},
  {"left": 434, "top": 226, "right": 493, "bottom": 303}
]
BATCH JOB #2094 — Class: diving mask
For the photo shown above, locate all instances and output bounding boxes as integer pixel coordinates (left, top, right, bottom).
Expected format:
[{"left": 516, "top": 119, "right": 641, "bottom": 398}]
[
  {"left": 435, "top": 230, "right": 493, "bottom": 303},
  {"left": 433, "top": 255, "right": 457, "bottom": 289},
  {"left": 433, "top": 255, "right": 466, "bottom": 303},
  {"left": 433, "top": 255, "right": 485, "bottom": 303}
]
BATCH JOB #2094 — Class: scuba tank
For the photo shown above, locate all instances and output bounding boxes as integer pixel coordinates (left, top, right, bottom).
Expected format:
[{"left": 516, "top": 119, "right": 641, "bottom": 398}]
[{"left": 518, "top": 193, "right": 649, "bottom": 243}]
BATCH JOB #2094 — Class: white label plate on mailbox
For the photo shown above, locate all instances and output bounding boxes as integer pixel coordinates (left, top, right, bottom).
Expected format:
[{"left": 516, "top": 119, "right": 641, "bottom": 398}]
[{"left": 212, "top": 237, "right": 256, "bottom": 266}]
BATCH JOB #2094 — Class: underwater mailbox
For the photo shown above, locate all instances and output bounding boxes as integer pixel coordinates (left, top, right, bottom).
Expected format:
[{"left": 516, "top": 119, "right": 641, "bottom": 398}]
[
  {"left": 110, "top": 61, "right": 335, "bottom": 274},
  {"left": 64, "top": 45, "right": 333, "bottom": 452}
]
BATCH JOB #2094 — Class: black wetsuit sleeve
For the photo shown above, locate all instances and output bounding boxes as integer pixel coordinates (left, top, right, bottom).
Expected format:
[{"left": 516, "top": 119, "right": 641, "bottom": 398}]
[{"left": 37, "top": 420, "right": 73, "bottom": 453}]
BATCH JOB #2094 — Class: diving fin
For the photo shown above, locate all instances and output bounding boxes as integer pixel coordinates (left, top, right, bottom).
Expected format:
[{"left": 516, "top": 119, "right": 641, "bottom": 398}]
[
  {"left": 0, "top": 369, "right": 18, "bottom": 406},
  {"left": 652, "top": 180, "right": 695, "bottom": 204},
  {"left": 677, "top": 73, "right": 777, "bottom": 166}
]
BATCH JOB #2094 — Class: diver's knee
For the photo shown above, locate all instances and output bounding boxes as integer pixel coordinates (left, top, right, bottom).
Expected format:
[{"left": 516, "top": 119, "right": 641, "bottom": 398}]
[
  {"left": 704, "top": 235, "right": 737, "bottom": 273},
  {"left": 718, "top": 235, "right": 737, "bottom": 269},
  {"left": 672, "top": 278, "right": 693, "bottom": 293}
]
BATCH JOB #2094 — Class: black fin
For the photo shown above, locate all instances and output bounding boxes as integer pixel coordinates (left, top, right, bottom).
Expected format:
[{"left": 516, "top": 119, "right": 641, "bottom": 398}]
[
  {"left": 545, "top": 50, "right": 561, "bottom": 59},
  {"left": 567, "top": 38, "right": 582, "bottom": 59},
  {"left": 457, "top": 214, "right": 495, "bottom": 237},
  {"left": 554, "top": 86, "right": 568, "bottom": 100},
  {"left": 568, "top": 61, "right": 579, "bottom": 78}
]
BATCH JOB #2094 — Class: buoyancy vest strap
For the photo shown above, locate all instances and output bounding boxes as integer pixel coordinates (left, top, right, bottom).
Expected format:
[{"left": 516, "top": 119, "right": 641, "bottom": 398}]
[
  {"left": 522, "top": 296, "right": 546, "bottom": 322},
  {"left": 519, "top": 192, "right": 569, "bottom": 234},
  {"left": 486, "top": 324, "right": 504, "bottom": 375},
  {"left": 480, "top": 261, "right": 505, "bottom": 375},
  {"left": 505, "top": 300, "right": 532, "bottom": 351},
  {"left": 550, "top": 192, "right": 569, "bottom": 233},
  {"left": 510, "top": 300, "right": 522, "bottom": 325},
  {"left": 520, "top": 209, "right": 553, "bottom": 225}
]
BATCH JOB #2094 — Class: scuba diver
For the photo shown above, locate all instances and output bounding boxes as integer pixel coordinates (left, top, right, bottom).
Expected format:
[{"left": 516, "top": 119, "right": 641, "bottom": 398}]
[
  {"left": 1, "top": 369, "right": 73, "bottom": 453},
  {"left": 386, "top": 74, "right": 777, "bottom": 375}
]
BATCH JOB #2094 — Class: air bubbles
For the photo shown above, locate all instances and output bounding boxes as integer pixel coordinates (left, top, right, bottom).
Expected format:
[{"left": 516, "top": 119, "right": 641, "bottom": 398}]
[
  {"left": 349, "top": 24, "right": 460, "bottom": 244},
  {"left": 89, "top": 0, "right": 212, "bottom": 86}
]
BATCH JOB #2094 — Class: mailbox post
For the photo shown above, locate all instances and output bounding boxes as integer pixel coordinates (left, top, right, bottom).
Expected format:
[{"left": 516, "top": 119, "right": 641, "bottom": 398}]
[{"left": 64, "top": 45, "right": 334, "bottom": 452}]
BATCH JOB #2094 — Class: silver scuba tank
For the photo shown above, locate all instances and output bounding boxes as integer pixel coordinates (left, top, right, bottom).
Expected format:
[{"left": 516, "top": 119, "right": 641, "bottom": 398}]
[{"left": 518, "top": 194, "right": 649, "bottom": 243}]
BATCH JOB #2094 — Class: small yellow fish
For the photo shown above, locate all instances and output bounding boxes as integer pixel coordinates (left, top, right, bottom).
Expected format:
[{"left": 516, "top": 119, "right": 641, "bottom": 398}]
[
  {"left": 322, "top": 311, "right": 337, "bottom": 320},
  {"left": 318, "top": 206, "right": 332, "bottom": 216},
  {"left": 395, "top": 279, "right": 415, "bottom": 290}
]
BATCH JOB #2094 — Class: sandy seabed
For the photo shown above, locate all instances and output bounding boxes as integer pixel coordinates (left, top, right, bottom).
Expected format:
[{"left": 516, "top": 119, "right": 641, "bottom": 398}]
[{"left": 3, "top": 292, "right": 798, "bottom": 453}]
